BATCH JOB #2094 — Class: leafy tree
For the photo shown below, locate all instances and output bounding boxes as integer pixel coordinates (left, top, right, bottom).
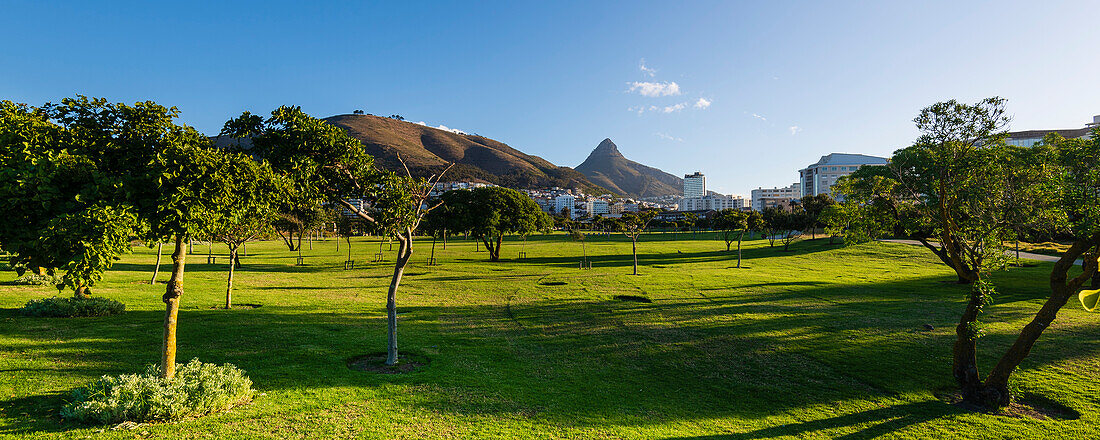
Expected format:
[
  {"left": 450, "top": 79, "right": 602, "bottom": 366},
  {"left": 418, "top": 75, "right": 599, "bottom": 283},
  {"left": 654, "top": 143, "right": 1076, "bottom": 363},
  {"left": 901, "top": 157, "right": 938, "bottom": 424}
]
[
  {"left": 746, "top": 210, "right": 764, "bottom": 240},
  {"left": 712, "top": 209, "right": 749, "bottom": 268},
  {"left": 617, "top": 211, "right": 656, "bottom": 275},
  {"left": 800, "top": 194, "right": 835, "bottom": 239},
  {"left": 570, "top": 229, "right": 588, "bottom": 265},
  {"left": 438, "top": 187, "right": 551, "bottom": 262},
  {"left": 833, "top": 98, "right": 1075, "bottom": 407},
  {"left": 222, "top": 106, "right": 449, "bottom": 366},
  {"left": 207, "top": 153, "right": 286, "bottom": 309}
]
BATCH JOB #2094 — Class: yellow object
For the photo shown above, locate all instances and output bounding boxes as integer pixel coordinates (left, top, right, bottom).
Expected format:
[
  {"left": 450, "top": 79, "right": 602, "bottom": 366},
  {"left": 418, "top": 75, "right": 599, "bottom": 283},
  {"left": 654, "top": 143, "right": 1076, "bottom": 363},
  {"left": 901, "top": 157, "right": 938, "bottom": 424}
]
[{"left": 1079, "top": 289, "right": 1100, "bottom": 312}]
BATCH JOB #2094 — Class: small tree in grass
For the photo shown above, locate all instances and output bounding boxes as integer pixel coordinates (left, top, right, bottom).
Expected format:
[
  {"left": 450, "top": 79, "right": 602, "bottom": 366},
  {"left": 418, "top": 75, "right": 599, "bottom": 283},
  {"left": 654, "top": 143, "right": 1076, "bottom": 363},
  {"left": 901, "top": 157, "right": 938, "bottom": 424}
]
[
  {"left": 800, "top": 194, "right": 835, "bottom": 240},
  {"left": 618, "top": 211, "right": 656, "bottom": 275},
  {"left": 570, "top": 229, "right": 588, "bottom": 265},
  {"left": 208, "top": 153, "right": 286, "bottom": 309},
  {"left": 223, "top": 106, "right": 451, "bottom": 366},
  {"left": 713, "top": 209, "right": 749, "bottom": 268},
  {"left": 439, "top": 187, "right": 551, "bottom": 262}
]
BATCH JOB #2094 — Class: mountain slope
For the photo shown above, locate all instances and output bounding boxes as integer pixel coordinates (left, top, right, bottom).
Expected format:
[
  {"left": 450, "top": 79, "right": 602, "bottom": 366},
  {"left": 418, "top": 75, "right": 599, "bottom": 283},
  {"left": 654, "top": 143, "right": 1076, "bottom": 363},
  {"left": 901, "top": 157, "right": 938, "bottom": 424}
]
[
  {"left": 575, "top": 138, "right": 682, "bottom": 198},
  {"left": 322, "top": 114, "right": 602, "bottom": 192}
]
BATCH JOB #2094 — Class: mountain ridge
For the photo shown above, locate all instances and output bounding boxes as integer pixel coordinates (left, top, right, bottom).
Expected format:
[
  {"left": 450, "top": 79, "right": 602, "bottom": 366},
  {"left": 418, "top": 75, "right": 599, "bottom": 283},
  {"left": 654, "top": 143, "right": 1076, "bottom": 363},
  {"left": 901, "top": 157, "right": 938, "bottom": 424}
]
[
  {"left": 321, "top": 114, "right": 605, "bottom": 193},
  {"left": 574, "top": 138, "right": 683, "bottom": 198}
]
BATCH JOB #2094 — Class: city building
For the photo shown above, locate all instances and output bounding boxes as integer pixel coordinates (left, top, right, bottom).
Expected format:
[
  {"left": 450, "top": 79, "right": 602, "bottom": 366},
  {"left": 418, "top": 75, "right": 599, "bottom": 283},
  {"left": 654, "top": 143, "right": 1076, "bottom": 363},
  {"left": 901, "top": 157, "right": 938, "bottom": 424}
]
[
  {"left": 679, "top": 194, "right": 747, "bottom": 211},
  {"left": 798, "top": 153, "right": 889, "bottom": 198},
  {"left": 585, "top": 199, "right": 609, "bottom": 216},
  {"left": 683, "top": 172, "right": 706, "bottom": 199},
  {"left": 1006, "top": 115, "right": 1099, "bottom": 147},
  {"left": 554, "top": 194, "right": 576, "bottom": 218},
  {"left": 751, "top": 183, "right": 801, "bottom": 211}
]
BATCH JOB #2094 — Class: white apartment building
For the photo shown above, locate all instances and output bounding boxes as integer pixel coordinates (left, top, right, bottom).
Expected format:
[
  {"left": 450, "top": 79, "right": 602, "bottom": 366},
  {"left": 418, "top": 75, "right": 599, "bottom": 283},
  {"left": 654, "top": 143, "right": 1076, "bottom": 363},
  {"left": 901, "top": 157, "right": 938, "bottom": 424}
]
[
  {"left": 679, "top": 194, "right": 747, "bottom": 211},
  {"left": 554, "top": 195, "right": 576, "bottom": 218},
  {"left": 798, "top": 153, "right": 888, "bottom": 199},
  {"left": 585, "top": 199, "right": 609, "bottom": 216},
  {"left": 751, "top": 184, "right": 801, "bottom": 211},
  {"left": 683, "top": 172, "right": 706, "bottom": 199}
]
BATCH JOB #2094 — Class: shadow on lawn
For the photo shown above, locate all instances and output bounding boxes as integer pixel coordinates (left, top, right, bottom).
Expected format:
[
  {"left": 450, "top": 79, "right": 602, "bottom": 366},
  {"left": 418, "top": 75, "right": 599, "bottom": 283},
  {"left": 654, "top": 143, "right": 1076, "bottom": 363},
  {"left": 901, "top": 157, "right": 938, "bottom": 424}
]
[
  {"left": 510, "top": 239, "right": 838, "bottom": 270},
  {"left": 666, "top": 400, "right": 956, "bottom": 440},
  {"left": 1, "top": 249, "right": 1094, "bottom": 436}
]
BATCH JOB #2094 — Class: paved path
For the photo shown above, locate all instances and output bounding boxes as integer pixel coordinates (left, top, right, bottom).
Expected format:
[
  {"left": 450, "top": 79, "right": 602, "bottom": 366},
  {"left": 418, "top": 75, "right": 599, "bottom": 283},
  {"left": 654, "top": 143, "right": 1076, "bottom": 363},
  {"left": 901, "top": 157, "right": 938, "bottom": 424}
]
[{"left": 879, "top": 239, "right": 1081, "bottom": 265}]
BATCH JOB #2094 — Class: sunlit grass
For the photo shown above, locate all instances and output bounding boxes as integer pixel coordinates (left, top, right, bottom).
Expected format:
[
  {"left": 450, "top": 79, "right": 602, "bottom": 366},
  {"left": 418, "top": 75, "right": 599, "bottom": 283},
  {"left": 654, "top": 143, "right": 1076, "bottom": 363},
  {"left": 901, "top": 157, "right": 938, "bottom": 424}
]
[{"left": 1, "top": 232, "right": 1097, "bottom": 438}]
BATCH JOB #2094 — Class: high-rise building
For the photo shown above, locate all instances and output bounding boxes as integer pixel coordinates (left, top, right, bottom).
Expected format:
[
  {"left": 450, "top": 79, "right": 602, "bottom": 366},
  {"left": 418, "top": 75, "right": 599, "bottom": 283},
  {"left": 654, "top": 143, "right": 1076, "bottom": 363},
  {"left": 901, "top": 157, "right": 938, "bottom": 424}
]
[
  {"left": 798, "top": 153, "right": 888, "bottom": 199},
  {"left": 683, "top": 172, "right": 706, "bottom": 199},
  {"left": 751, "top": 184, "right": 801, "bottom": 211}
]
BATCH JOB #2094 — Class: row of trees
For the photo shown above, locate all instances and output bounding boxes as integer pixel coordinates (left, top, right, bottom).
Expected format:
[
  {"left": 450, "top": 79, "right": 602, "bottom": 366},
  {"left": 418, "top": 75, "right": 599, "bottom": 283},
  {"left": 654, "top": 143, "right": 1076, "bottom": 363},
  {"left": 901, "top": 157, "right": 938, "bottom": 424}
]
[
  {"left": 0, "top": 97, "right": 447, "bottom": 372},
  {"left": 828, "top": 97, "right": 1100, "bottom": 408}
]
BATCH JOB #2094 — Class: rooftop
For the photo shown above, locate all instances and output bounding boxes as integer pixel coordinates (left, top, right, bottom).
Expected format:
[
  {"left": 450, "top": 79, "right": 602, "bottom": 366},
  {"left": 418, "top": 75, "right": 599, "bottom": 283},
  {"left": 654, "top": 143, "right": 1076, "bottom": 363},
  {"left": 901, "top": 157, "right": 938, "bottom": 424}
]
[{"left": 804, "top": 153, "right": 889, "bottom": 168}]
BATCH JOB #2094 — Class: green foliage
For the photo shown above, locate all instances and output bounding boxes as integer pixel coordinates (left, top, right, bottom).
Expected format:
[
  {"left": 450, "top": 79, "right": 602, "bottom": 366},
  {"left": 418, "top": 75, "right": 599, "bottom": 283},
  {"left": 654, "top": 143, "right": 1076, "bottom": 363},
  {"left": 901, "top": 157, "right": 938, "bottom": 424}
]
[
  {"left": 20, "top": 296, "right": 125, "bottom": 317},
  {"left": 438, "top": 187, "right": 552, "bottom": 259},
  {"left": 61, "top": 359, "right": 254, "bottom": 424},
  {"left": 8, "top": 272, "right": 62, "bottom": 286}
]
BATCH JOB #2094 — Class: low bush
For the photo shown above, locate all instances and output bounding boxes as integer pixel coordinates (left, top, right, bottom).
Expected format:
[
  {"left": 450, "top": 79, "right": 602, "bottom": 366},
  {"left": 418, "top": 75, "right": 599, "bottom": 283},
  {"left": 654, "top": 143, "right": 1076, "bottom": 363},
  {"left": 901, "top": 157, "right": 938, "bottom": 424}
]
[
  {"left": 19, "top": 296, "right": 125, "bottom": 317},
  {"left": 61, "top": 359, "right": 255, "bottom": 424},
  {"left": 8, "top": 272, "right": 62, "bottom": 286}
]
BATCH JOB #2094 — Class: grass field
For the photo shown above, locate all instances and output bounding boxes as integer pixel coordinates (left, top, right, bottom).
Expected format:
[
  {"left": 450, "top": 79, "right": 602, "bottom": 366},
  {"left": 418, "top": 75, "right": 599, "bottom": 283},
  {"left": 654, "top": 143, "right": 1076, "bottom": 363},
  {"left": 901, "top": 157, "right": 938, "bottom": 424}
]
[{"left": 2, "top": 232, "right": 1099, "bottom": 439}]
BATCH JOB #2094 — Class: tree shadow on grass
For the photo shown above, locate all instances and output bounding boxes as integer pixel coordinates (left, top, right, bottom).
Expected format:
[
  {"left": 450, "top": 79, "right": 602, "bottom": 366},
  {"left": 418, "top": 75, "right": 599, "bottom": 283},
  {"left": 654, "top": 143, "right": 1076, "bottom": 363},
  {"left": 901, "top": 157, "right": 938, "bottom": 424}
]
[
  {"left": 665, "top": 400, "right": 956, "bottom": 440},
  {"left": 1, "top": 265, "right": 1096, "bottom": 436}
]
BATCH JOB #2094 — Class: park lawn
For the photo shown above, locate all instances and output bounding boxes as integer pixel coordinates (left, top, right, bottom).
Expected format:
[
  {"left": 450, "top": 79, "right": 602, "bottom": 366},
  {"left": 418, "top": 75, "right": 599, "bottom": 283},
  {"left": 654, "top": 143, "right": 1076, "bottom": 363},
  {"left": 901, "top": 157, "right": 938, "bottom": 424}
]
[{"left": 1, "top": 232, "right": 1099, "bottom": 439}]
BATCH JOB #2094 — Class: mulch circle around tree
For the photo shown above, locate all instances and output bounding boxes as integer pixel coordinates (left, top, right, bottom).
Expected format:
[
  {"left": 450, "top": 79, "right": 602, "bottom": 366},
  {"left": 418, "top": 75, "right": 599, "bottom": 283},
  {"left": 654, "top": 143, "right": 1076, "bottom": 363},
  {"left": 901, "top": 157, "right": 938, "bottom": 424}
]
[
  {"left": 934, "top": 390, "right": 1080, "bottom": 421},
  {"left": 614, "top": 295, "right": 652, "bottom": 303},
  {"left": 209, "top": 303, "right": 263, "bottom": 309},
  {"left": 347, "top": 352, "right": 430, "bottom": 374}
]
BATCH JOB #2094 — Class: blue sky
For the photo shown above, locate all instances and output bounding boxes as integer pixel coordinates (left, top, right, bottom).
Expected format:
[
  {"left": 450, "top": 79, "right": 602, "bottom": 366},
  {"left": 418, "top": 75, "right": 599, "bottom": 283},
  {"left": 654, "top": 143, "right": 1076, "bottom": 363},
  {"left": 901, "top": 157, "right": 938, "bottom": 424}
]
[{"left": 3, "top": 1, "right": 1098, "bottom": 196}]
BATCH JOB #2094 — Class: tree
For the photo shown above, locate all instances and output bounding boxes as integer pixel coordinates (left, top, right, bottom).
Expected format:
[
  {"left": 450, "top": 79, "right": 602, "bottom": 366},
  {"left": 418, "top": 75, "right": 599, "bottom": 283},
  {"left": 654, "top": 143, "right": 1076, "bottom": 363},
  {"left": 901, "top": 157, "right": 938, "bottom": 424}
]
[
  {"left": 760, "top": 208, "right": 783, "bottom": 248},
  {"left": 0, "top": 100, "right": 139, "bottom": 297},
  {"left": 618, "top": 211, "right": 656, "bottom": 275},
  {"left": 207, "top": 153, "right": 286, "bottom": 309},
  {"left": 833, "top": 98, "right": 1073, "bottom": 407},
  {"left": 222, "top": 106, "right": 449, "bottom": 366},
  {"left": 439, "top": 187, "right": 551, "bottom": 262},
  {"left": 800, "top": 194, "right": 835, "bottom": 240},
  {"left": 713, "top": 209, "right": 749, "bottom": 268},
  {"left": 570, "top": 229, "right": 588, "bottom": 265},
  {"left": 747, "top": 210, "right": 764, "bottom": 240}
]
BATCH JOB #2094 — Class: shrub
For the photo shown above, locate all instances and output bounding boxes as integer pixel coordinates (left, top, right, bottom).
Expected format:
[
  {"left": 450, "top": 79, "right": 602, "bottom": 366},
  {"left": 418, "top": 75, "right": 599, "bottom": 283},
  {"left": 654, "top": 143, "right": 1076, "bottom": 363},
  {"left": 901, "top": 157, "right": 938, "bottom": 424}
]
[
  {"left": 61, "top": 359, "right": 255, "bottom": 424},
  {"left": 8, "top": 272, "right": 62, "bottom": 286},
  {"left": 19, "top": 296, "right": 125, "bottom": 317}
]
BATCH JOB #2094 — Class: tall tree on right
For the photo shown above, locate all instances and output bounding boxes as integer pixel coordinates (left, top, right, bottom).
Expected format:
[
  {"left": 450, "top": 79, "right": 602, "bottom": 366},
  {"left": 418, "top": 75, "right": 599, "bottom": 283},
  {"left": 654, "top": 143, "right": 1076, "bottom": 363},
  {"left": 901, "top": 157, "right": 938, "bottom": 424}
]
[{"left": 833, "top": 98, "right": 1098, "bottom": 408}]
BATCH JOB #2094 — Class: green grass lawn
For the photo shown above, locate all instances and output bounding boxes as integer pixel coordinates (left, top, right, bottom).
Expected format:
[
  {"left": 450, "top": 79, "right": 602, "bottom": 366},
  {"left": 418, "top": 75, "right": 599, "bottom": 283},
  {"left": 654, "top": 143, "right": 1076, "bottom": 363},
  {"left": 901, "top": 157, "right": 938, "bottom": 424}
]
[{"left": 2, "top": 232, "right": 1099, "bottom": 439}]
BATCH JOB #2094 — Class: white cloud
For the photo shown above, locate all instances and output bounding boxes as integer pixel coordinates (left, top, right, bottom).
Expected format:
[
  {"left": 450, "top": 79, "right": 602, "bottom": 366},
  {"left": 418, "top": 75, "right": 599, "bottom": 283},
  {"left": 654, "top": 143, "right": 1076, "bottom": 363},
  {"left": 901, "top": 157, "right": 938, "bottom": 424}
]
[
  {"left": 789, "top": 126, "right": 802, "bottom": 135},
  {"left": 628, "top": 81, "right": 681, "bottom": 97},
  {"left": 412, "top": 120, "right": 467, "bottom": 135},
  {"left": 752, "top": 113, "right": 767, "bottom": 121},
  {"left": 639, "top": 59, "right": 656, "bottom": 77},
  {"left": 694, "top": 97, "right": 712, "bottom": 109},
  {"left": 662, "top": 103, "right": 687, "bottom": 113},
  {"left": 655, "top": 132, "right": 684, "bottom": 142},
  {"left": 436, "top": 125, "right": 467, "bottom": 135}
]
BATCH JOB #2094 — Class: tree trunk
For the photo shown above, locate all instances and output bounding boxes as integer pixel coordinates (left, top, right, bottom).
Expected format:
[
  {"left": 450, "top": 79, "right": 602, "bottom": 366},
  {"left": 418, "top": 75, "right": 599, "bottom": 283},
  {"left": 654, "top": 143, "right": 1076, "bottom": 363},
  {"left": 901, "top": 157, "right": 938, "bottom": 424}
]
[
  {"left": 225, "top": 247, "right": 237, "bottom": 309},
  {"left": 74, "top": 284, "right": 89, "bottom": 299},
  {"left": 151, "top": 242, "right": 163, "bottom": 285},
  {"left": 161, "top": 234, "right": 186, "bottom": 379},
  {"left": 737, "top": 231, "right": 744, "bottom": 269},
  {"left": 347, "top": 237, "right": 352, "bottom": 262},
  {"left": 981, "top": 239, "right": 1098, "bottom": 407},
  {"left": 308, "top": 230, "right": 313, "bottom": 250},
  {"left": 297, "top": 232, "right": 302, "bottom": 254},
  {"left": 385, "top": 229, "right": 414, "bottom": 366},
  {"left": 632, "top": 238, "right": 639, "bottom": 275},
  {"left": 952, "top": 283, "right": 987, "bottom": 404},
  {"left": 443, "top": 228, "right": 447, "bottom": 250},
  {"left": 234, "top": 251, "right": 242, "bottom": 269},
  {"left": 430, "top": 236, "right": 436, "bottom": 263}
]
